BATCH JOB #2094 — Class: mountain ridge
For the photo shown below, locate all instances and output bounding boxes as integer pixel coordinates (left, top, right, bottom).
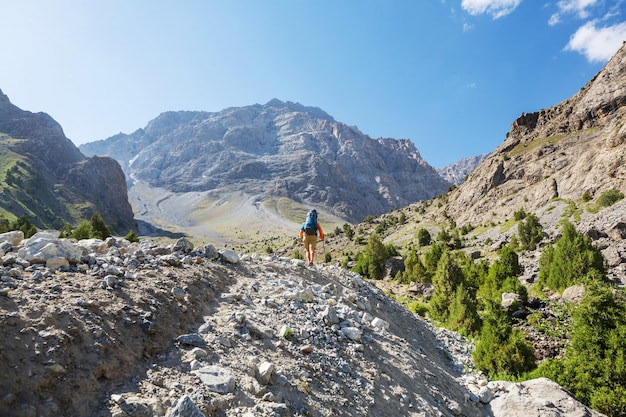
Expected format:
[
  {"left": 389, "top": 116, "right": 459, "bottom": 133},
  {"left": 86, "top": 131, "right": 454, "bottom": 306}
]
[
  {"left": 80, "top": 99, "right": 451, "bottom": 242},
  {"left": 442, "top": 42, "right": 626, "bottom": 228},
  {"left": 0, "top": 89, "right": 136, "bottom": 233}
]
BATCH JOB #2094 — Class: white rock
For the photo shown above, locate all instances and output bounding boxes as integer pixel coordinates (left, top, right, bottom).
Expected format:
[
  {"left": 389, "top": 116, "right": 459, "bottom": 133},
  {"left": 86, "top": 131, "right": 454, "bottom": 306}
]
[
  {"left": 0, "top": 230, "right": 24, "bottom": 246},
  {"left": 46, "top": 257, "right": 69, "bottom": 271},
  {"left": 219, "top": 249, "right": 240, "bottom": 264},
  {"left": 75, "top": 238, "right": 109, "bottom": 254},
  {"left": 257, "top": 361, "right": 275, "bottom": 385},
  {"left": 371, "top": 317, "right": 390, "bottom": 330},
  {"left": 341, "top": 326, "right": 362, "bottom": 342},
  {"left": 192, "top": 366, "right": 236, "bottom": 393}
]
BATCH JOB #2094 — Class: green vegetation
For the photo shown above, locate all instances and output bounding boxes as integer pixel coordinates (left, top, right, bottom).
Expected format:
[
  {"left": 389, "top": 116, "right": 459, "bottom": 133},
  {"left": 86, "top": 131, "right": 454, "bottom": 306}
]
[
  {"left": 508, "top": 134, "right": 568, "bottom": 157},
  {"left": 125, "top": 229, "right": 140, "bottom": 243},
  {"left": 530, "top": 283, "right": 626, "bottom": 416},
  {"left": 537, "top": 220, "right": 606, "bottom": 293},
  {"left": 0, "top": 214, "right": 37, "bottom": 238},
  {"left": 59, "top": 213, "right": 113, "bottom": 241},
  {"left": 596, "top": 189, "right": 624, "bottom": 208},
  {"left": 353, "top": 233, "right": 398, "bottom": 280},
  {"left": 473, "top": 303, "right": 536, "bottom": 377},
  {"left": 516, "top": 212, "right": 543, "bottom": 251},
  {"left": 345, "top": 211, "right": 623, "bottom": 415},
  {"left": 416, "top": 227, "right": 431, "bottom": 246}
]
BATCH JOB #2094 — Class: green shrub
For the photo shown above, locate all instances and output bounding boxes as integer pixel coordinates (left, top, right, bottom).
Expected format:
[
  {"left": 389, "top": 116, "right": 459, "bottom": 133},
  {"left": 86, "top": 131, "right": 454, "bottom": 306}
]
[
  {"left": 416, "top": 227, "right": 431, "bottom": 246},
  {"left": 343, "top": 223, "right": 354, "bottom": 240},
  {"left": 409, "top": 301, "right": 429, "bottom": 317},
  {"left": 90, "top": 213, "right": 111, "bottom": 240},
  {"left": 513, "top": 208, "right": 528, "bottom": 221},
  {"left": 478, "top": 246, "right": 526, "bottom": 306},
  {"left": 473, "top": 304, "right": 536, "bottom": 377},
  {"left": 401, "top": 248, "right": 430, "bottom": 284},
  {"left": 447, "top": 283, "right": 481, "bottom": 335},
  {"left": 353, "top": 233, "right": 388, "bottom": 280},
  {"left": 72, "top": 220, "right": 92, "bottom": 240},
  {"left": 532, "top": 283, "right": 626, "bottom": 416},
  {"left": 429, "top": 251, "right": 464, "bottom": 323},
  {"left": 517, "top": 212, "right": 543, "bottom": 250},
  {"left": 538, "top": 221, "right": 606, "bottom": 293},
  {"left": 596, "top": 189, "right": 624, "bottom": 208},
  {"left": 125, "top": 229, "right": 140, "bottom": 243},
  {"left": 14, "top": 214, "right": 37, "bottom": 238}
]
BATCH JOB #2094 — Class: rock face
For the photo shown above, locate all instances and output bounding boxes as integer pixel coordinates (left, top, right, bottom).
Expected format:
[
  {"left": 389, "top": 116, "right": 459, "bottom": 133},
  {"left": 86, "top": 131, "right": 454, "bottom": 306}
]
[
  {"left": 437, "top": 153, "right": 489, "bottom": 185},
  {"left": 80, "top": 99, "right": 450, "bottom": 223},
  {"left": 0, "top": 89, "right": 136, "bottom": 233},
  {"left": 0, "top": 231, "right": 603, "bottom": 417},
  {"left": 445, "top": 42, "right": 626, "bottom": 227}
]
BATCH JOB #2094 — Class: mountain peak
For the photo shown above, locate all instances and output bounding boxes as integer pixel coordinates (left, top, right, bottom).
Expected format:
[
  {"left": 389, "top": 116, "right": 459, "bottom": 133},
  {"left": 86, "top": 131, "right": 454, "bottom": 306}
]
[
  {"left": 0, "top": 89, "right": 9, "bottom": 104},
  {"left": 264, "top": 98, "right": 335, "bottom": 122},
  {"left": 80, "top": 100, "right": 449, "bottom": 227}
]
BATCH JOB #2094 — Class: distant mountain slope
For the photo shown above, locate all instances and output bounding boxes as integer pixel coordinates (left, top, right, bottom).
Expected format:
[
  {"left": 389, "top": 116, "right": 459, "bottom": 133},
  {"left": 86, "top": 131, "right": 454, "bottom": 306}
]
[
  {"left": 0, "top": 89, "right": 135, "bottom": 233},
  {"left": 81, "top": 100, "right": 450, "bottom": 228},
  {"left": 437, "top": 153, "right": 489, "bottom": 185},
  {"left": 443, "top": 42, "right": 626, "bottom": 227}
]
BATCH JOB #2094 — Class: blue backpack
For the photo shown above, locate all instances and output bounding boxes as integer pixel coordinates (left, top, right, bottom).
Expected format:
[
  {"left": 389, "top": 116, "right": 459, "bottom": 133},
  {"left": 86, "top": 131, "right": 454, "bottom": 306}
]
[{"left": 304, "top": 210, "right": 318, "bottom": 235}]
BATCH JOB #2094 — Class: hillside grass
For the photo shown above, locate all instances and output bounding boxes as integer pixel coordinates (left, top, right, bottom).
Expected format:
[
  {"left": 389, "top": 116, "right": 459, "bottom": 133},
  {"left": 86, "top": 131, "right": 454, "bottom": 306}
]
[{"left": 507, "top": 127, "right": 599, "bottom": 158}]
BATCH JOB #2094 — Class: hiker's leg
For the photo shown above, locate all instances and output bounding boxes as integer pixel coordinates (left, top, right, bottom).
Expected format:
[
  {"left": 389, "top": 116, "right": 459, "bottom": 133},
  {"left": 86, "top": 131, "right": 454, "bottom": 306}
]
[
  {"left": 309, "top": 238, "right": 317, "bottom": 264},
  {"left": 304, "top": 236, "right": 314, "bottom": 264},
  {"left": 304, "top": 242, "right": 311, "bottom": 263}
]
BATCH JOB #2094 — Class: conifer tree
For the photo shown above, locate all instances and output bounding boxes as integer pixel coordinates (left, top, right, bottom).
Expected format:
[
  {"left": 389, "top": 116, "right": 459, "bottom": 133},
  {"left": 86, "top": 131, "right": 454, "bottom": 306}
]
[
  {"left": 429, "top": 250, "right": 464, "bottom": 323},
  {"left": 538, "top": 221, "right": 605, "bottom": 292}
]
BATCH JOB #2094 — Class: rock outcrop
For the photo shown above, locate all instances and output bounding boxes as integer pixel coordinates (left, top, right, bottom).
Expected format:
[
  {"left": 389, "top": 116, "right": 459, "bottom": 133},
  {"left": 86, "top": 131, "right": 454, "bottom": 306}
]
[{"left": 444, "top": 42, "right": 626, "bottom": 227}]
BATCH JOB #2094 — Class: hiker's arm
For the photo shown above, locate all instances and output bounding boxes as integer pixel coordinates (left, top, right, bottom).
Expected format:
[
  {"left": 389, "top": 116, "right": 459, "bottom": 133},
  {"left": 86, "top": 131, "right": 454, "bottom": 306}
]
[{"left": 318, "top": 224, "right": 324, "bottom": 240}]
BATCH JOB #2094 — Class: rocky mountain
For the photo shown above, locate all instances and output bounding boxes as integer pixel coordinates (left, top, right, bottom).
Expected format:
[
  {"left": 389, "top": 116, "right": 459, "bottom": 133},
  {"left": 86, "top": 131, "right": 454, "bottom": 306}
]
[
  {"left": 79, "top": 99, "right": 450, "bottom": 239},
  {"left": 443, "top": 42, "right": 626, "bottom": 228},
  {"left": 437, "top": 153, "right": 489, "bottom": 185},
  {"left": 0, "top": 90, "right": 136, "bottom": 233}
]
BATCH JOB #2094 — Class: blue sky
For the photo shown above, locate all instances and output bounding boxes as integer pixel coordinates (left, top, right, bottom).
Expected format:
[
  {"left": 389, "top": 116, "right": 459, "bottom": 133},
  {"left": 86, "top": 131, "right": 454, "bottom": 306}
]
[{"left": 1, "top": 1, "right": 625, "bottom": 168}]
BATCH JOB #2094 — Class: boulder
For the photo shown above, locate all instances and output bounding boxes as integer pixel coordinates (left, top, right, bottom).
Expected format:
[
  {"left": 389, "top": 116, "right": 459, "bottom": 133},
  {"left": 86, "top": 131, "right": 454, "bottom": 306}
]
[
  {"left": 562, "top": 285, "right": 586, "bottom": 303},
  {"left": 75, "top": 238, "right": 109, "bottom": 254},
  {"left": 489, "top": 378, "right": 605, "bottom": 417},
  {"left": 0, "top": 231, "right": 24, "bottom": 246},
  {"left": 18, "top": 238, "right": 84, "bottom": 264}
]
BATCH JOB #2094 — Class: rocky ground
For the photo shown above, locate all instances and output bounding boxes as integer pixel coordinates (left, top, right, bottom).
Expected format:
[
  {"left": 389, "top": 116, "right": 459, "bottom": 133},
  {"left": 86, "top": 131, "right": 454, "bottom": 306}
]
[{"left": 0, "top": 224, "right": 608, "bottom": 417}]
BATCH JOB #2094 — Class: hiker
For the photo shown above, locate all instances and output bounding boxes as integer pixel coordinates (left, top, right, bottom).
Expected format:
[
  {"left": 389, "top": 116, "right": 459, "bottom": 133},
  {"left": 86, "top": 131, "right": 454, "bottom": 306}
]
[{"left": 299, "top": 209, "right": 324, "bottom": 266}]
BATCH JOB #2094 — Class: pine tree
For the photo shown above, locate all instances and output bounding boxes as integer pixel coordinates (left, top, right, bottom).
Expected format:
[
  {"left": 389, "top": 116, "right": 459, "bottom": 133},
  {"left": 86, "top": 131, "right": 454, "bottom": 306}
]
[{"left": 429, "top": 250, "right": 464, "bottom": 323}]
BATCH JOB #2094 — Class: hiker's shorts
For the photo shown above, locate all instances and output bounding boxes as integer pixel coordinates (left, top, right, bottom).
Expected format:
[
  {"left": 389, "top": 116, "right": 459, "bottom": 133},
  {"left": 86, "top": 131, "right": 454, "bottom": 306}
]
[{"left": 303, "top": 234, "right": 317, "bottom": 249}]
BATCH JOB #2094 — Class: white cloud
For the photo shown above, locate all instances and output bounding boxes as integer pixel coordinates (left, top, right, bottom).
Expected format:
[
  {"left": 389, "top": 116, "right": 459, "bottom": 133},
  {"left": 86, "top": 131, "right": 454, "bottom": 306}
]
[
  {"left": 556, "top": 0, "right": 600, "bottom": 19},
  {"left": 548, "top": 13, "right": 561, "bottom": 26},
  {"left": 461, "top": 0, "right": 523, "bottom": 19},
  {"left": 565, "top": 20, "right": 626, "bottom": 62}
]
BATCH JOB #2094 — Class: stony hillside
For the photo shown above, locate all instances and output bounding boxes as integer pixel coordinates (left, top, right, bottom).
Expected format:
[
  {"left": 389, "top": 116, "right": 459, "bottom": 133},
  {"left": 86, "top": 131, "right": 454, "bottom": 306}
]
[
  {"left": 0, "top": 231, "right": 604, "bottom": 417},
  {"left": 0, "top": 90, "right": 135, "bottom": 234},
  {"left": 79, "top": 99, "right": 450, "bottom": 239},
  {"left": 443, "top": 42, "right": 626, "bottom": 228}
]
